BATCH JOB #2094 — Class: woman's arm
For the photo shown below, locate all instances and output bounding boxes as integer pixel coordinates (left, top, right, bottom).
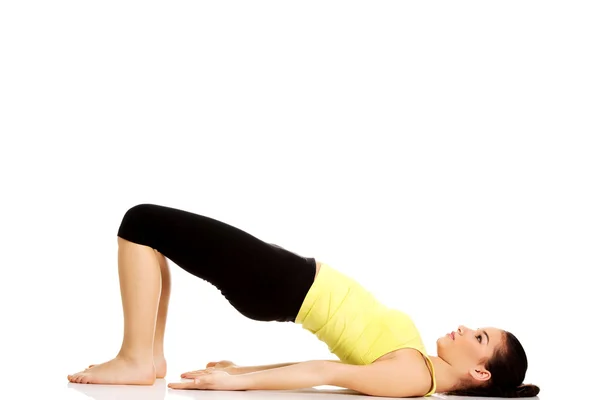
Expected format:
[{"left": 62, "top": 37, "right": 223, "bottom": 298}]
[
  {"left": 237, "top": 360, "right": 333, "bottom": 390},
  {"left": 233, "top": 362, "right": 298, "bottom": 374},
  {"left": 329, "top": 358, "right": 434, "bottom": 397},
  {"left": 180, "top": 359, "right": 343, "bottom": 380},
  {"left": 169, "top": 358, "right": 431, "bottom": 396},
  {"left": 240, "top": 357, "right": 432, "bottom": 396},
  {"left": 169, "top": 360, "right": 334, "bottom": 391},
  {"left": 233, "top": 360, "right": 340, "bottom": 375}
]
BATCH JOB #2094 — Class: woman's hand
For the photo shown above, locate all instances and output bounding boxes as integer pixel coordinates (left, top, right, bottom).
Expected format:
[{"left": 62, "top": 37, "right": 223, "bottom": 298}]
[
  {"left": 180, "top": 360, "right": 239, "bottom": 378},
  {"left": 169, "top": 369, "right": 243, "bottom": 391}
]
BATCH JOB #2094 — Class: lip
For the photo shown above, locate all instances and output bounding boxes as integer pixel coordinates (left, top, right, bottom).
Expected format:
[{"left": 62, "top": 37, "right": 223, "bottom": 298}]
[{"left": 449, "top": 331, "right": 455, "bottom": 340}]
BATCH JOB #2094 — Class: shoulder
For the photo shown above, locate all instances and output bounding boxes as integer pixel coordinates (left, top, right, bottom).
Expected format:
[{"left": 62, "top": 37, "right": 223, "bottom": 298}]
[
  {"left": 325, "top": 350, "right": 433, "bottom": 397},
  {"left": 386, "top": 348, "right": 433, "bottom": 391},
  {"left": 394, "top": 348, "right": 434, "bottom": 379}
]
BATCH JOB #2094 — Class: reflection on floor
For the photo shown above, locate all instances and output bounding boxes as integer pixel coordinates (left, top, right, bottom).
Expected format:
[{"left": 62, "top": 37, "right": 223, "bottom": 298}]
[{"left": 65, "top": 379, "right": 540, "bottom": 400}]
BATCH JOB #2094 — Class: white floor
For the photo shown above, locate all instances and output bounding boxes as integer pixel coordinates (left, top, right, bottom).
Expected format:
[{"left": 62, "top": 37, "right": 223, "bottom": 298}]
[
  {"left": 59, "top": 381, "right": 573, "bottom": 400},
  {"left": 60, "top": 380, "right": 481, "bottom": 400},
  {"left": 11, "top": 374, "right": 552, "bottom": 400}
]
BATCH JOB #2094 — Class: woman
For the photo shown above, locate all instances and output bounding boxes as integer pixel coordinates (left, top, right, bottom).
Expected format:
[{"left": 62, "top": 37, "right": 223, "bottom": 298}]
[{"left": 67, "top": 204, "right": 540, "bottom": 398}]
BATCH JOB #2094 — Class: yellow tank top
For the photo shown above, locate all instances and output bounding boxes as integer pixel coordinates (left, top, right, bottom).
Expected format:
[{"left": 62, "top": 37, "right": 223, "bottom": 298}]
[{"left": 295, "top": 262, "right": 436, "bottom": 396}]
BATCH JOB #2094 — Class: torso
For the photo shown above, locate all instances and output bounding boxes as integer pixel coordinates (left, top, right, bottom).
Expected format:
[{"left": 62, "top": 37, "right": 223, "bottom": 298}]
[
  {"left": 311, "top": 260, "right": 433, "bottom": 394},
  {"left": 374, "top": 349, "right": 404, "bottom": 362},
  {"left": 314, "top": 260, "right": 421, "bottom": 364}
]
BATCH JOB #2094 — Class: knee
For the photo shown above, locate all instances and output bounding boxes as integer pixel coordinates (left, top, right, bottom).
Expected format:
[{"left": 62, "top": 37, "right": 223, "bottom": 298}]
[
  {"left": 118, "top": 204, "right": 158, "bottom": 236},
  {"left": 122, "top": 204, "right": 156, "bottom": 223}
]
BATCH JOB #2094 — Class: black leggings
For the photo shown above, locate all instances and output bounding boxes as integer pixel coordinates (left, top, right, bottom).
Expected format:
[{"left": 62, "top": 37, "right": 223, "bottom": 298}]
[{"left": 116, "top": 204, "right": 316, "bottom": 322}]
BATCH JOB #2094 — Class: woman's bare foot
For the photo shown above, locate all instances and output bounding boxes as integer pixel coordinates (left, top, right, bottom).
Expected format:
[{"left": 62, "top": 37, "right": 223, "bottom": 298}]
[
  {"left": 68, "top": 356, "right": 155, "bottom": 385},
  {"left": 154, "top": 357, "right": 167, "bottom": 379},
  {"left": 87, "top": 356, "right": 167, "bottom": 378}
]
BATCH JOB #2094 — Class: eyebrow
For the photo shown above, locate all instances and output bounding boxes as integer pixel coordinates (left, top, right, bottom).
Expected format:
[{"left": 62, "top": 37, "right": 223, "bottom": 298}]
[{"left": 483, "top": 330, "right": 490, "bottom": 345}]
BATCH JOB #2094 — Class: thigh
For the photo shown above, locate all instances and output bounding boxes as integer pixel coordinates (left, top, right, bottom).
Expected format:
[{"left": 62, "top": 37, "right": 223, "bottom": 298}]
[
  {"left": 117, "top": 203, "right": 316, "bottom": 321},
  {"left": 222, "top": 243, "right": 317, "bottom": 322}
]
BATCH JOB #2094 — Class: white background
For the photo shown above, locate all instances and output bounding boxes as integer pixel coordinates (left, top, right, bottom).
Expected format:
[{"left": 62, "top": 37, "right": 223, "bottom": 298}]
[{"left": 1, "top": 1, "right": 598, "bottom": 399}]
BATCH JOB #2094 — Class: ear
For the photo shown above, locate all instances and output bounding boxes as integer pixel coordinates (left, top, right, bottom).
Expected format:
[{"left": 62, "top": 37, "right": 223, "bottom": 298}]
[{"left": 468, "top": 365, "right": 491, "bottom": 382}]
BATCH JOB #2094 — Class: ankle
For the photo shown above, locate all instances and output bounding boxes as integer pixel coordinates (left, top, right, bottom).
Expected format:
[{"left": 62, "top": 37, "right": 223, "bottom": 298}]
[
  {"left": 116, "top": 350, "right": 155, "bottom": 365},
  {"left": 153, "top": 349, "right": 166, "bottom": 360}
]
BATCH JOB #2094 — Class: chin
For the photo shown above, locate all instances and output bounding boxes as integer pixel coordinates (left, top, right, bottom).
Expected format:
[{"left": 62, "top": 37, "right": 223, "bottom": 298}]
[
  {"left": 436, "top": 335, "right": 448, "bottom": 352},
  {"left": 435, "top": 336, "right": 445, "bottom": 348},
  {"left": 437, "top": 334, "right": 449, "bottom": 342}
]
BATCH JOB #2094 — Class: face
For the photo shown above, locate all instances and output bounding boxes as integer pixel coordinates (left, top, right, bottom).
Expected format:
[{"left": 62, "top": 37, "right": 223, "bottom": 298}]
[{"left": 437, "top": 325, "right": 505, "bottom": 382}]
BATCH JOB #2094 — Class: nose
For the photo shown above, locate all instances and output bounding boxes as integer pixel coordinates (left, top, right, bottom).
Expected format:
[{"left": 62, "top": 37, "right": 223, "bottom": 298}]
[{"left": 457, "top": 325, "right": 468, "bottom": 335}]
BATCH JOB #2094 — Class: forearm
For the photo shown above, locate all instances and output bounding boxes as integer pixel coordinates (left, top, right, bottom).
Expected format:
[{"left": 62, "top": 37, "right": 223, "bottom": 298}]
[
  {"left": 236, "top": 360, "right": 334, "bottom": 390},
  {"left": 234, "top": 359, "right": 340, "bottom": 375},
  {"left": 234, "top": 362, "right": 299, "bottom": 374}
]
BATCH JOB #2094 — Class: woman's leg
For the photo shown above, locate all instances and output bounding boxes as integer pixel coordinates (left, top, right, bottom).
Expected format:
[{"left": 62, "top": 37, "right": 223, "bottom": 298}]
[
  {"left": 110, "top": 203, "right": 316, "bottom": 323},
  {"left": 67, "top": 237, "right": 161, "bottom": 385},
  {"left": 152, "top": 249, "right": 170, "bottom": 378},
  {"left": 69, "top": 203, "right": 316, "bottom": 385},
  {"left": 86, "top": 249, "right": 170, "bottom": 378}
]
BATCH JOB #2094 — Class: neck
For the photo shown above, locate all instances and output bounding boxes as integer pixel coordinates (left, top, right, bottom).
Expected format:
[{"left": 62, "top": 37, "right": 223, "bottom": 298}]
[{"left": 429, "top": 356, "right": 463, "bottom": 393}]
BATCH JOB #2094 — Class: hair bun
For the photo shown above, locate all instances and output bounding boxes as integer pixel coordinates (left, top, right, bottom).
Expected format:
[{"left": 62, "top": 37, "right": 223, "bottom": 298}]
[{"left": 515, "top": 383, "right": 540, "bottom": 397}]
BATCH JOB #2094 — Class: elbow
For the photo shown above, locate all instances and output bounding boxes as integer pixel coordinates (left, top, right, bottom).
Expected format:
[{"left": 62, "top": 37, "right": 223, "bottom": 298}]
[{"left": 320, "top": 360, "right": 344, "bottom": 386}]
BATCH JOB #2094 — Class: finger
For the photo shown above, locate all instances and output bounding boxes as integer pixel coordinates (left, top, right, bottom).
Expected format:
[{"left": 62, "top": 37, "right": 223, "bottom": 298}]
[
  {"left": 168, "top": 381, "right": 200, "bottom": 390},
  {"left": 206, "top": 361, "right": 217, "bottom": 368},
  {"left": 181, "top": 368, "right": 209, "bottom": 375},
  {"left": 181, "top": 372, "right": 204, "bottom": 378}
]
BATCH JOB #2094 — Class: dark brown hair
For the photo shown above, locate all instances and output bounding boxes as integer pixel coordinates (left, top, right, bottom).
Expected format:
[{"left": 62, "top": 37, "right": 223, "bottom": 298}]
[{"left": 445, "top": 331, "right": 540, "bottom": 398}]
